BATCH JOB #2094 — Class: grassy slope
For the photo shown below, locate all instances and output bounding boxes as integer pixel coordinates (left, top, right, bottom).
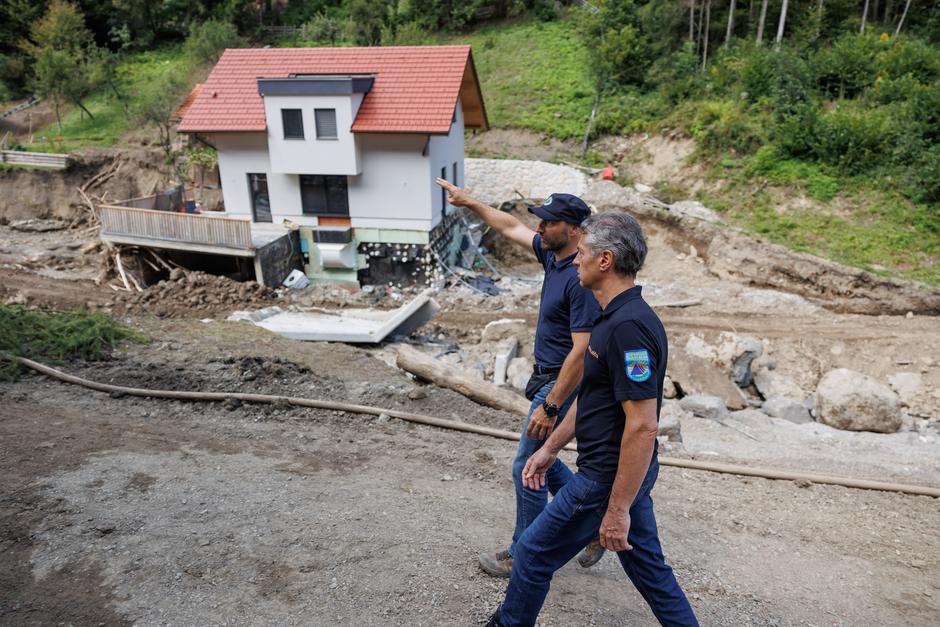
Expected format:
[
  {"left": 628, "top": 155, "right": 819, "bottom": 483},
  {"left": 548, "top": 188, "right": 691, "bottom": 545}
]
[
  {"left": 29, "top": 48, "right": 191, "bottom": 153},
  {"left": 25, "top": 16, "right": 939, "bottom": 285}
]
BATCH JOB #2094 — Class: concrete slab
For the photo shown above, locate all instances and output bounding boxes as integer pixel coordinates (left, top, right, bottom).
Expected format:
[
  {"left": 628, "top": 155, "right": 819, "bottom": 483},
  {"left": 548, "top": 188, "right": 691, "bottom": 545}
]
[{"left": 228, "top": 288, "right": 439, "bottom": 343}]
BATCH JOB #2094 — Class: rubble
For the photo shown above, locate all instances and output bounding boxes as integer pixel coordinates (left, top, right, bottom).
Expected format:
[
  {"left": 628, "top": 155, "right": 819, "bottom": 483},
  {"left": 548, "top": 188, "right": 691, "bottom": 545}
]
[
  {"left": 679, "top": 394, "right": 728, "bottom": 422},
  {"left": 668, "top": 346, "right": 747, "bottom": 410},
  {"left": 816, "top": 368, "right": 903, "bottom": 433},
  {"left": 658, "top": 400, "right": 687, "bottom": 442},
  {"left": 481, "top": 318, "right": 528, "bottom": 343},
  {"left": 114, "top": 270, "right": 277, "bottom": 318},
  {"left": 493, "top": 338, "right": 518, "bottom": 386},
  {"left": 761, "top": 397, "right": 813, "bottom": 424},
  {"left": 753, "top": 368, "right": 805, "bottom": 402}
]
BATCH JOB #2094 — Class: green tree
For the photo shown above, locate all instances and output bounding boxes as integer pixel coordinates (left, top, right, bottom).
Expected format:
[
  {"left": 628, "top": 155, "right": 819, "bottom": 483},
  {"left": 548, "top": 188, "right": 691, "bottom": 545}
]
[
  {"left": 185, "top": 19, "right": 243, "bottom": 65},
  {"left": 23, "top": 0, "right": 99, "bottom": 131},
  {"left": 346, "top": 0, "right": 393, "bottom": 46},
  {"left": 133, "top": 72, "right": 188, "bottom": 179}
]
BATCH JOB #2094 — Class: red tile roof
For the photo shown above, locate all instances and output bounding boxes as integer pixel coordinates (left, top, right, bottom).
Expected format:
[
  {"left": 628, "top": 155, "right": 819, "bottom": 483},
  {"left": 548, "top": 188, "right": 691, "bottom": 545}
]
[
  {"left": 173, "top": 83, "right": 202, "bottom": 120},
  {"left": 178, "top": 45, "right": 487, "bottom": 134}
]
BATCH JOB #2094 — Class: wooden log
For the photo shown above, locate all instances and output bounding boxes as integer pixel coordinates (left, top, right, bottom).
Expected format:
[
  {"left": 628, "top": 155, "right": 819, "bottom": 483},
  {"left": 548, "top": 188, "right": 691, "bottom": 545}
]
[{"left": 396, "top": 344, "right": 530, "bottom": 416}]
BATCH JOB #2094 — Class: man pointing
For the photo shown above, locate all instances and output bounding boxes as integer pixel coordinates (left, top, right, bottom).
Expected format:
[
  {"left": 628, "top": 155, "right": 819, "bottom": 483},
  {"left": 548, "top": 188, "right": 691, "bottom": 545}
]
[
  {"left": 436, "top": 178, "right": 604, "bottom": 577},
  {"left": 486, "top": 211, "right": 698, "bottom": 627}
]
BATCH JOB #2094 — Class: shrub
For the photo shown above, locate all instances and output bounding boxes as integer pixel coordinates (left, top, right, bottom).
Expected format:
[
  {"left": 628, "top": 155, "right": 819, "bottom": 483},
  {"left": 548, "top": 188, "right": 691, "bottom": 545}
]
[
  {"left": 747, "top": 146, "right": 839, "bottom": 202},
  {"left": 812, "top": 33, "right": 880, "bottom": 99},
  {"left": 303, "top": 13, "right": 343, "bottom": 45},
  {"left": 876, "top": 36, "right": 940, "bottom": 83},
  {"left": 185, "top": 19, "right": 243, "bottom": 65},
  {"left": 909, "top": 145, "right": 940, "bottom": 204},
  {"left": 534, "top": 0, "right": 557, "bottom": 22},
  {"left": 689, "top": 100, "right": 768, "bottom": 154},
  {"left": 810, "top": 106, "right": 889, "bottom": 174},
  {"left": 774, "top": 103, "right": 819, "bottom": 158},
  {"left": 0, "top": 305, "right": 146, "bottom": 380}
]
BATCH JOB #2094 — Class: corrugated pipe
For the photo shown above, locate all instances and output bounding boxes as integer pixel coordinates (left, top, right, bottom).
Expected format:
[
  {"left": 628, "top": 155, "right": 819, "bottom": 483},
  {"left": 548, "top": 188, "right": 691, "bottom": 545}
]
[{"left": 14, "top": 356, "right": 940, "bottom": 499}]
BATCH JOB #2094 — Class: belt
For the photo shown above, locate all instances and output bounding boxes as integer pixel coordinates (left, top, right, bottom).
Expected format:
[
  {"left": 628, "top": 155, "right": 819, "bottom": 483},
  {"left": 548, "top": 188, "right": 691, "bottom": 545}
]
[{"left": 532, "top": 364, "right": 562, "bottom": 376}]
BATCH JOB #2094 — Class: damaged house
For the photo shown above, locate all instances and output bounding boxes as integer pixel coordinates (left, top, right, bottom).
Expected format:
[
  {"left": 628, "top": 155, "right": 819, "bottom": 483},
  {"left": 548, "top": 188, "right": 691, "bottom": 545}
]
[{"left": 175, "top": 45, "right": 488, "bottom": 286}]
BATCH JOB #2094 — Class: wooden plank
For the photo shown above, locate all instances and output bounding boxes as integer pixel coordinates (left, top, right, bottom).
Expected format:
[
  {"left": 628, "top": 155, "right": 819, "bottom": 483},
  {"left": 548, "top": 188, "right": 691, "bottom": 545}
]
[{"left": 99, "top": 205, "right": 253, "bottom": 250}]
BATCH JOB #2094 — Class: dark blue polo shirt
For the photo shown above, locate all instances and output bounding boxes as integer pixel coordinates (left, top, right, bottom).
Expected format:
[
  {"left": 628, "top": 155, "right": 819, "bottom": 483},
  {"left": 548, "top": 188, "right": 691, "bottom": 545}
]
[
  {"left": 575, "top": 285, "right": 667, "bottom": 482},
  {"left": 532, "top": 234, "right": 600, "bottom": 369}
]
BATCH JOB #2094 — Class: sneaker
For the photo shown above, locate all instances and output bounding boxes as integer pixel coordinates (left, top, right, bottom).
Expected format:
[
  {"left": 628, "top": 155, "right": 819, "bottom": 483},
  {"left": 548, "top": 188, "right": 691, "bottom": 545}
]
[
  {"left": 577, "top": 539, "right": 605, "bottom": 568},
  {"left": 478, "top": 549, "right": 513, "bottom": 578}
]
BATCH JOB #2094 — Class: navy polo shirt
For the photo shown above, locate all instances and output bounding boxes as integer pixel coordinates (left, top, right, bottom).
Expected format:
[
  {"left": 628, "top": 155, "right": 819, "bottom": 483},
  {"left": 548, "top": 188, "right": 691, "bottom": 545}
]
[
  {"left": 532, "top": 234, "right": 600, "bottom": 369},
  {"left": 575, "top": 285, "right": 667, "bottom": 483}
]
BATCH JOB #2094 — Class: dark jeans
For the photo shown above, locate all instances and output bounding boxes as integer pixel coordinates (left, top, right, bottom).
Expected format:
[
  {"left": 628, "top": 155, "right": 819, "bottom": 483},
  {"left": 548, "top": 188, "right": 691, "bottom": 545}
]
[
  {"left": 508, "top": 378, "right": 577, "bottom": 557},
  {"left": 499, "top": 455, "right": 699, "bottom": 627}
]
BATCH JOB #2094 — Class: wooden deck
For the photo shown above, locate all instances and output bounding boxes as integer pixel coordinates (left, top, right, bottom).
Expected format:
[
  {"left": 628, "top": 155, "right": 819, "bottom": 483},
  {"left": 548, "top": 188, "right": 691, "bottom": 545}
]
[{"left": 99, "top": 204, "right": 255, "bottom": 255}]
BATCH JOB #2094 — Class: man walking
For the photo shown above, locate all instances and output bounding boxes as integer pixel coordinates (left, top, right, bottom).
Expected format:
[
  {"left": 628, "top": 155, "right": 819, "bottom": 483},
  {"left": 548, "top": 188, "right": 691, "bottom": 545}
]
[
  {"left": 435, "top": 178, "right": 604, "bottom": 577},
  {"left": 486, "top": 211, "right": 698, "bottom": 627}
]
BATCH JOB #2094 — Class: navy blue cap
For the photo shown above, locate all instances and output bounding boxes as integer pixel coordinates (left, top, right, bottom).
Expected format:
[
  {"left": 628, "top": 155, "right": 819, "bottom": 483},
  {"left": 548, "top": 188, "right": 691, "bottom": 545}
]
[{"left": 528, "top": 193, "right": 591, "bottom": 226}]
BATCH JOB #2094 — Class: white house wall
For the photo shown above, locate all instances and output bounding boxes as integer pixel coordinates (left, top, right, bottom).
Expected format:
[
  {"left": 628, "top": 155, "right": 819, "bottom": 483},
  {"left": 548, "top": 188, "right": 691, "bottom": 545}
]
[
  {"left": 347, "top": 134, "right": 433, "bottom": 232},
  {"left": 263, "top": 94, "right": 360, "bottom": 175},
  {"left": 209, "top": 101, "right": 464, "bottom": 233},
  {"left": 427, "top": 102, "right": 465, "bottom": 227}
]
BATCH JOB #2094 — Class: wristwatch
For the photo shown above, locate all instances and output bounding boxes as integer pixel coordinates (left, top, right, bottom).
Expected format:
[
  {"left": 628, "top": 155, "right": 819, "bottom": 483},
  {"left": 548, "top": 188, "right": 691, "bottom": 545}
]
[{"left": 541, "top": 400, "right": 560, "bottom": 417}]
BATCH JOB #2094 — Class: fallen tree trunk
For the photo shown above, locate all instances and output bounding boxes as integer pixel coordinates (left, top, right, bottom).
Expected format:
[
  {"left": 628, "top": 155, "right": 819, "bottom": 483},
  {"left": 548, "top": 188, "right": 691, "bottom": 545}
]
[
  {"left": 13, "top": 355, "right": 940, "bottom": 498},
  {"left": 396, "top": 344, "right": 530, "bottom": 416}
]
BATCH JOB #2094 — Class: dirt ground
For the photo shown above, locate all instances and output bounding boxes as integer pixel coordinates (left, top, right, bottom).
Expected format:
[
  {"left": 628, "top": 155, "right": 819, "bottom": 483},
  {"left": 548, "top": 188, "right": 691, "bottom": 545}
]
[
  {"left": 2, "top": 318, "right": 939, "bottom": 626},
  {"left": 2, "top": 153, "right": 940, "bottom": 624}
]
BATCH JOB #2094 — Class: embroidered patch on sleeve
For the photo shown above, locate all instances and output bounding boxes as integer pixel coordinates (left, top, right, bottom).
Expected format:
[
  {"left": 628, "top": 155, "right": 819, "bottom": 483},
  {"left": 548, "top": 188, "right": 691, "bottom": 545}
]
[{"left": 624, "top": 349, "right": 651, "bottom": 382}]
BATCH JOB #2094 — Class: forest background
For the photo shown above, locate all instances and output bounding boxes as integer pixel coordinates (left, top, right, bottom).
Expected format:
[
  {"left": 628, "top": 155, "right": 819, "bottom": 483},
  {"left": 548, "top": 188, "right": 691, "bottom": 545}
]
[{"left": 1, "top": 0, "right": 938, "bottom": 284}]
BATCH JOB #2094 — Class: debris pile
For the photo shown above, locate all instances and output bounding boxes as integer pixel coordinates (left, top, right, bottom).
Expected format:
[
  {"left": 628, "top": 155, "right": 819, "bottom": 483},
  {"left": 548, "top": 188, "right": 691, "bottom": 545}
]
[{"left": 112, "top": 269, "right": 277, "bottom": 318}]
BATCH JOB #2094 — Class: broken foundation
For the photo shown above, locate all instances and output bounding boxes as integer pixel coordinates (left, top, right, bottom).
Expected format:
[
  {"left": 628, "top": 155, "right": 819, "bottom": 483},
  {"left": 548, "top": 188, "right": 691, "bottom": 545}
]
[{"left": 100, "top": 189, "right": 474, "bottom": 289}]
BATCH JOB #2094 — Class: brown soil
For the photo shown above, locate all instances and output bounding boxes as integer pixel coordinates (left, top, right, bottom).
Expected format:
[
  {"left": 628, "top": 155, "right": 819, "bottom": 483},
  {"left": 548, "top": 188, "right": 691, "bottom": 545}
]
[
  {"left": 1, "top": 319, "right": 938, "bottom": 625},
  {"left": 0, "top": 147, "right": 172, "bottom": 224},
  {"left": 1, "top": 143, "right": 939, "bottom": 625}
]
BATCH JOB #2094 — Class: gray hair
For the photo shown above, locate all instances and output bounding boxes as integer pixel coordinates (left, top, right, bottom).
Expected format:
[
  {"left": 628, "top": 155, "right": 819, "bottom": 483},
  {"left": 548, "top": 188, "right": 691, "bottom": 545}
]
[{"left": 581, "top": 212, "right": 647, "bottom": 277}]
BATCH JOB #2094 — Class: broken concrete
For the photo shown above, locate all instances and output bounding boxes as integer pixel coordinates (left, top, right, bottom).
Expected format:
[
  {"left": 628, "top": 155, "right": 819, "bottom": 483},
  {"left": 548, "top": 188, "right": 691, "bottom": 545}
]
[
  {"left": 679, "top": 394, "right": 728, "bottom": 422},
  {"left": 229, "top": 289, "right": 439, "bottom": 343},
  {"left": 493, "top": 338, "right": 518, "bottom": 386},
  {"left": 668, "top": 347, "right": 747, "bottom": 410}
]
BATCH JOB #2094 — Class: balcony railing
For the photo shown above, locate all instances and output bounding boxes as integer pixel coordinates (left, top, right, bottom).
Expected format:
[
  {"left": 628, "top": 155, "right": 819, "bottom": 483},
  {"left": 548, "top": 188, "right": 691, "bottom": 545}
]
[{"left": 99, "top": 204, "right": 253, "bottom": 251}]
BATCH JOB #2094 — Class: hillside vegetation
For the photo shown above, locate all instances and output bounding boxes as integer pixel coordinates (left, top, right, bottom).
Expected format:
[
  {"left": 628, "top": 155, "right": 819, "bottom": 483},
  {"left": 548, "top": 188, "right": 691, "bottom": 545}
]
[{"left": 2, "top": 1, "right": 938, "bottom": 284}]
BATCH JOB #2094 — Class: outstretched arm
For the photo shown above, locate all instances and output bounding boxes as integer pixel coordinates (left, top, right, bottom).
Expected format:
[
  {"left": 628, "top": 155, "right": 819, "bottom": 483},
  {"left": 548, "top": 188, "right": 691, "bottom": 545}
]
[{"left": 436, "top": 178, "right": 536, "bottom": 249}]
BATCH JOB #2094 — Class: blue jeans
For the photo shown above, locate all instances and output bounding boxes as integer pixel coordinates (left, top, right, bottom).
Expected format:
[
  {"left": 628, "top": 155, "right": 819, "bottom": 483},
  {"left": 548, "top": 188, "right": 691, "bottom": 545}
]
[
  {"left": 508, "top": 379, "right": 577, "bottom": 557},
  {"left": 500, "top": 455, "right": 699, "bottom": 627}
]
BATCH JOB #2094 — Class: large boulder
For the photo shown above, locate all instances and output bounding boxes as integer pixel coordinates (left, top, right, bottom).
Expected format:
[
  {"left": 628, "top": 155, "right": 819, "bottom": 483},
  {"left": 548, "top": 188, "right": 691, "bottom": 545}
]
[
  {"left": 816, "top": 369, "right": 903, "bottom": 433},
  {"left": 668, "top": 347, "right": 747, "bottom": 410},
  {"left": 679, "top": 394, "right": 728, "bottom": 422}
]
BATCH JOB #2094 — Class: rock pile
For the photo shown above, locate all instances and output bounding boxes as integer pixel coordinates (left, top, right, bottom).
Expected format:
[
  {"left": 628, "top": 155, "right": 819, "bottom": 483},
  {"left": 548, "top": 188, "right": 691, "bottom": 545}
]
[{"left": 114, "top": 269, "right": 278, "bottom": 318}]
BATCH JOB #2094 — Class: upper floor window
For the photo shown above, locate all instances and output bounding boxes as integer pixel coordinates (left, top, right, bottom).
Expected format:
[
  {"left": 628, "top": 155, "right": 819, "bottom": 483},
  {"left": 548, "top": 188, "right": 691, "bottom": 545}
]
[
  {"left": 315, "top": 109, "right": 338, "bottom": 139},
  {"left": 282, "top": 109, "right": 304, "bottom": 139}
]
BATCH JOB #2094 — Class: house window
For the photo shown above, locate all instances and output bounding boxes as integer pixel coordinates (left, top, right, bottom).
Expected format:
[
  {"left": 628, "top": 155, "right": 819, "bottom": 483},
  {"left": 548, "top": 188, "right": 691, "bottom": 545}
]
[
  {"left": 440, "top": 166, "right": 447, "bottom": 213},
  {"left": 315, "top": 108, "right": 337, "bottom": 139},
  {"left": 300, "top": 175, "right": 348, "bottom": 216},
  {"left": 452, "top": 162, "right": 458, "bottom": 187},
  {"left": 282, "top": 109, "right": 304, "bottom": 139},
  {"left": 248, "top": 173, "right": 271, "bottom": 223}
]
